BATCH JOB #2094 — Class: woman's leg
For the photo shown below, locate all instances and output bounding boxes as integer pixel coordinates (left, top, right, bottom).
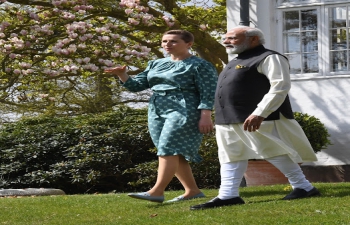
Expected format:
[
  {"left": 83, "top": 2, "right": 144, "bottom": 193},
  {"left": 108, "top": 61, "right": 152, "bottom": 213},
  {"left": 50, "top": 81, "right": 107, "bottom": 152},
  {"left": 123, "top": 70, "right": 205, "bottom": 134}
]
[
  {"left": 148, "top": 155, "right": 179, "bottom": 196},
  {"left": 148, "top": 155, "right": 201, "bottom": 198},
  {"left": 174, "top": 156, "right": 202, "bottom": 198}
]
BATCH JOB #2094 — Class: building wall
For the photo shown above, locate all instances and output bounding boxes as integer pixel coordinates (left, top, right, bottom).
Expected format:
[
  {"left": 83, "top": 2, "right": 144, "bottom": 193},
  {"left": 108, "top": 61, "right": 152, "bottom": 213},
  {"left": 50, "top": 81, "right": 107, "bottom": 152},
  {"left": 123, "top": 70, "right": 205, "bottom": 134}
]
[{"left": 226, "top": 0, "right": 350, "bottom": 165}]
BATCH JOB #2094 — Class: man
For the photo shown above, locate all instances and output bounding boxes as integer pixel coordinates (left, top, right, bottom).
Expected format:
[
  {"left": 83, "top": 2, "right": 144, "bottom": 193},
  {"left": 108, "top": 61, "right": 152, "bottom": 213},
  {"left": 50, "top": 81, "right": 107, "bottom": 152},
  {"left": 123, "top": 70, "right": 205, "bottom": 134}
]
[{"left": 190, "top": 26, "right": 320, "bottom": 210}]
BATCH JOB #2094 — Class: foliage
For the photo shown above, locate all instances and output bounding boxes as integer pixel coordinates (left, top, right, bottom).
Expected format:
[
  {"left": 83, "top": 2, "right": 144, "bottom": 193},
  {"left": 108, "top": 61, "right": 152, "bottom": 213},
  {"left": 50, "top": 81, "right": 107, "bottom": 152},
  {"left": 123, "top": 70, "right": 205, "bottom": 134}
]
[
  {"left": 0, "top": 0, "right": 227, "bottom": 115},
  {"left": 0, "top": 108, "right": 332, "bottom": 194},
  {"left": 0, "top": 105, "right": 220, "bottom": 193},
  {"left": 0, "top": 106, "right": 155, "bottom": 194},
  {"left": 294, "top": 112, "right": 331, "bottom": 153}
]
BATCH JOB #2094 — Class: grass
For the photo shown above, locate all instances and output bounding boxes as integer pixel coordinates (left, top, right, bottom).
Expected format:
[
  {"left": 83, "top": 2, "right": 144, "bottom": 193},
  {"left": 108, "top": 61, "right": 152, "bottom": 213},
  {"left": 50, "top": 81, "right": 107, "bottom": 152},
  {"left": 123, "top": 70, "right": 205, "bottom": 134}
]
[{"left": 1, "top": 183, "right": 350, "bottom": 225}]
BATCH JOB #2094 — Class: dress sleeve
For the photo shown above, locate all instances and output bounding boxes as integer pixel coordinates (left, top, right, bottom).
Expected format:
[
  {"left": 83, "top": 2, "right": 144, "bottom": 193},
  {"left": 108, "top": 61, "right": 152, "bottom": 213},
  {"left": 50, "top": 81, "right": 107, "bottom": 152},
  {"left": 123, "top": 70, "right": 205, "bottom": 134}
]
[
  {"left": 194, "top": 60, "right": 218, "bottom": 110},
  {"left": 252, "top": 54, "right": 291, "bottom": 117},
  {"left": 122, "top": 61, "right": 153, "bottom": 92}
]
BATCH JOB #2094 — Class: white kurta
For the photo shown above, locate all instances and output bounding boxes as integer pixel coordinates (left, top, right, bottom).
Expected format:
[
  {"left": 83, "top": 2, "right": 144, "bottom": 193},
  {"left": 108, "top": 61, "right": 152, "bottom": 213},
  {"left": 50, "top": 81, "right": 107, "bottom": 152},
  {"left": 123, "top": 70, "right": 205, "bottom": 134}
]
[{"left": 217, "top": 54, "right": 317, "bottom": 164}]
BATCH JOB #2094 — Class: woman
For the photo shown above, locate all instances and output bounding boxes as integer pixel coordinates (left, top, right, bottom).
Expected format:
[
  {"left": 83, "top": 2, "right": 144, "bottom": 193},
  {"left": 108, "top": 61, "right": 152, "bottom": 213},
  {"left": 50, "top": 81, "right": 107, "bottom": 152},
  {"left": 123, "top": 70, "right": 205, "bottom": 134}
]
[{"left": 104, "top": 30, "right": 217, "bottom": 203}]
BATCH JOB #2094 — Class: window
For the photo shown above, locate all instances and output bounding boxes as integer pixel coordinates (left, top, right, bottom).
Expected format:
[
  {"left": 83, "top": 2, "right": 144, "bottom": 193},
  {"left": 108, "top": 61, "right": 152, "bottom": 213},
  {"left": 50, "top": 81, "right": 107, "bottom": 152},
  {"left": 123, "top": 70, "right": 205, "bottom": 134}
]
[
  {"left": 329, "top": 6, "right": 350, "bottom": 72},
  {"left": 278, "top": 0, "right": 350, "bottom": 77},
  {"left": 283, "top": 9, "right": 318, "bottom": 74}
]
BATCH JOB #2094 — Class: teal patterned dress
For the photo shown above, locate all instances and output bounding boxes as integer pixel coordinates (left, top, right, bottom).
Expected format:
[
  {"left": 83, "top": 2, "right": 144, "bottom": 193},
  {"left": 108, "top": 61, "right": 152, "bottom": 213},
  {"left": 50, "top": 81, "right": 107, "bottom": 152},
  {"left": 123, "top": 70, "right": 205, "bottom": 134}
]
[{"left": 123, "top": 56, "right": 218, "bottom": 163}]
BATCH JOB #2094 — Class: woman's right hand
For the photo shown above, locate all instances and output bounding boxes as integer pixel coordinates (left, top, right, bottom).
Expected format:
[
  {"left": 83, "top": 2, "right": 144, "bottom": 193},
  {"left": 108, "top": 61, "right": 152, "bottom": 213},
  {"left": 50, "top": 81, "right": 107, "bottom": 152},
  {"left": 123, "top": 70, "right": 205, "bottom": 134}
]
[
  {"left": 104, "top": 65, "right": 129, "bottom": 82},
  {"left": 104, "top": 65, "right": 127, "bottom": 76}
]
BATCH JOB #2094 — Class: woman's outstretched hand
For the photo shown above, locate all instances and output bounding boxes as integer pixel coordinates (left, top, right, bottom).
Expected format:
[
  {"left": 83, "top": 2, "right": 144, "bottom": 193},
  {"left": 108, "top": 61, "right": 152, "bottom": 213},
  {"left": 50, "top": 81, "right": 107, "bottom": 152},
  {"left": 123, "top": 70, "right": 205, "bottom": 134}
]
[{"left": 104, "top": 65, "right": 129, "bottom": 82}]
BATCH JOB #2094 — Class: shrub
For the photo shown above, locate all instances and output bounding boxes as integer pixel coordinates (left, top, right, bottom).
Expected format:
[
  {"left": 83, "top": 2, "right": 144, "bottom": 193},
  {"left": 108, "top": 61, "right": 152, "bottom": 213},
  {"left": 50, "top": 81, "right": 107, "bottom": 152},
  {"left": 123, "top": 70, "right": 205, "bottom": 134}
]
[
  {"left": 294, "top": 112, "right": 331, "bottom": 153},
  {"left": 0, "top": 109, "right": 331, "bottom": 194},
  {"left": 0, "top": 106, "right": 155, "bottom": 194}
]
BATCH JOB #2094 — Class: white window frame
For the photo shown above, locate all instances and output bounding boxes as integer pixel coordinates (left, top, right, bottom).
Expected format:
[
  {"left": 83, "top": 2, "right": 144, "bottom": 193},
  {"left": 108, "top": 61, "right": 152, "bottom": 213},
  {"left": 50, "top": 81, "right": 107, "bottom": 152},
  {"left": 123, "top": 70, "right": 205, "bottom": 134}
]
[{"left": 276, "top": 0, "right": 350, "bottom": 80}]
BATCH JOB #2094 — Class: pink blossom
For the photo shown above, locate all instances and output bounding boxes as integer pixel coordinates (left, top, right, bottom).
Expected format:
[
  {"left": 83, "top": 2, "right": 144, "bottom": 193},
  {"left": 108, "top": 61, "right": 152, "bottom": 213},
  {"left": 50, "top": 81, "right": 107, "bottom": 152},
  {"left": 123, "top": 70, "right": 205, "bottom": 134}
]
[
  {"left": 83, "top": 57, "right": 90, "bottom": 63},
  {"left": 166, "top": 22, "right": 175, "bottom": 27},
  {"left": 199, "top": 24, "right": 207, "bottom": 30},
  {"left": 110, "top": 34, "right": 120, "bottom": 39},
  {"left": 13, "top": 69, "right": 21, "bottom": 75},
  {"left": 20, "top": 30, "right": 28, "bottom": 35},
  {"left": 9, "top": 53, "right": 16, "bottom": 59},
  {"left": 63, "top": 65, "right": 71, "bottom": 71},
  {"left": 129, "top": 19, "right": 140, "bottom": 25},
  {"left": 125, "top": 9, "right": 133, "bottom": 15},
  {"left": 111, "top": 52, "right": 120, "bottom": 57},
  {"left": 78, "top": 43, "right": 86, "bottom": 48},
  {"left": 101, "top": 36, "right": 110, "bottom": 41},
  {"left": 79, "top": 36, "right": 88, "bottom": 42},
  {"left": 4, "top": 44, "right": 12, "bottom": 50},
  {"left": 61, "top": 49, "right": 70, "bottom": 55}
]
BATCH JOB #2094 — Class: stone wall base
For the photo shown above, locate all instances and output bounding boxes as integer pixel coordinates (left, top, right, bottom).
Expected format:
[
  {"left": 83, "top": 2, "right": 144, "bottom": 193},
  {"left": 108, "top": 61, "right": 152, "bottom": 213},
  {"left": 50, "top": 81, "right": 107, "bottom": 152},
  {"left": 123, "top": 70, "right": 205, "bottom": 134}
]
[{"left": 301, "top": 165, "right": 350, "bottom": 182}]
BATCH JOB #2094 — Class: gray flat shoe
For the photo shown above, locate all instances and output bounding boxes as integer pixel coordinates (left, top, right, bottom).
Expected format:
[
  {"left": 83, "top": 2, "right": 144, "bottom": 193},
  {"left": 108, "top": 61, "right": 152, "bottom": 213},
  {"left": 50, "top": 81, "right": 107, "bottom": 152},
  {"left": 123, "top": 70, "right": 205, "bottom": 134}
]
[
  {"left": 165, "top": 192, "right": 205, "bottom": 203},
  {"left": 128, "top": 192, "right": 164, "bottom": 203}
]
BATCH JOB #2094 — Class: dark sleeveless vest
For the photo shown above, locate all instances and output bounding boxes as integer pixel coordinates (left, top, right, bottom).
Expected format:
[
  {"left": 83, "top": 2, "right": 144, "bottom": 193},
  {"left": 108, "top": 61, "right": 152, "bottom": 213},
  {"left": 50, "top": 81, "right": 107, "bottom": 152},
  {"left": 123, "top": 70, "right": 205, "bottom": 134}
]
[{"left": 215, "top": 45, "right": 294, "bottom": 124}]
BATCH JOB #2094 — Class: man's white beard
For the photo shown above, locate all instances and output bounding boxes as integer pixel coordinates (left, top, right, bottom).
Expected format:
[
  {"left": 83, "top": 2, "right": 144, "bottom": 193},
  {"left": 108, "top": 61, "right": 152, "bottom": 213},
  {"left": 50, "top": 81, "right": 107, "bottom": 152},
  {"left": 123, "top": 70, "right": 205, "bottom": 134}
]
[
  {"left": 226, "top": 48, "right": 238, "bottom": 55},
  {"left": 225, "top": 42, "right": 250, "bottom": 55}
]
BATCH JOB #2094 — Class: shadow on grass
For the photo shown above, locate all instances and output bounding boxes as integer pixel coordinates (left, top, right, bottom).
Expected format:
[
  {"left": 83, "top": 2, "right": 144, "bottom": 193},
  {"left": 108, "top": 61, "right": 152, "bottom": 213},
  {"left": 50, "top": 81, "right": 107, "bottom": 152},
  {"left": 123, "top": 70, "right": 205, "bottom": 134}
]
[{"left": 241, "top": 183, "right": 350, "bottom": 199}]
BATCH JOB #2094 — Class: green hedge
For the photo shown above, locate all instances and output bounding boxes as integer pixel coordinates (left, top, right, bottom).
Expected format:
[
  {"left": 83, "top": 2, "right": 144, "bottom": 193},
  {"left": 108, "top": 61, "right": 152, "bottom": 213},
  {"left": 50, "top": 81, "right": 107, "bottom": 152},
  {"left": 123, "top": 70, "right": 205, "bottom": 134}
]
[
  {"left": 0, "top": 107, "right": 155, "bottom": 194},
  {"left": 0, "top": 109, "right": 330, "bottom": 194}
]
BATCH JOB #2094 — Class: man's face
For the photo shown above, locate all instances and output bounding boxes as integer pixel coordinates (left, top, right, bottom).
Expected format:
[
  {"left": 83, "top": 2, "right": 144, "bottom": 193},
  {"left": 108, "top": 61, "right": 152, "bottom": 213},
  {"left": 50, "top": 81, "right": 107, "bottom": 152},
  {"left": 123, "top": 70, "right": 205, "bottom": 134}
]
[{"left": 222, "top": 29, "right": 251, "bottom": 55}]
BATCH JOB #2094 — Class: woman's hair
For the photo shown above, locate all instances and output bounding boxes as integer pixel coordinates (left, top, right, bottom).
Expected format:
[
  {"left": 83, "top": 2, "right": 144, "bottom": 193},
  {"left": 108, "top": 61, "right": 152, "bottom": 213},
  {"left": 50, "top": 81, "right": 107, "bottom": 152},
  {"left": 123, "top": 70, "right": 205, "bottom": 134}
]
[{"left": 163, "top": 30, "right": 194, "bottom": 43}]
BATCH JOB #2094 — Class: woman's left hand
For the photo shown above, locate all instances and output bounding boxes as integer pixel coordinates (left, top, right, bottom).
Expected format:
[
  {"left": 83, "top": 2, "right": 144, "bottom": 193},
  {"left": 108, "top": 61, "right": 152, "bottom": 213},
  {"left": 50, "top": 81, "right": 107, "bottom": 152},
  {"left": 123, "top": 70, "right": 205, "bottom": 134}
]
[{"left": 198, "top": 110, "right": 214, "bottom": 134}]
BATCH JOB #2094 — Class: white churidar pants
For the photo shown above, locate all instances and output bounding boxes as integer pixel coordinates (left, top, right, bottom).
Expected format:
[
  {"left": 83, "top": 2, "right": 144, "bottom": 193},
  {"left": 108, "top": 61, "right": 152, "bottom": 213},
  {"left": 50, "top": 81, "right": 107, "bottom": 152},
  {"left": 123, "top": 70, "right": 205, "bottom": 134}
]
[{"left": 218, "top": 155, "right": 313, "bottom": 199}]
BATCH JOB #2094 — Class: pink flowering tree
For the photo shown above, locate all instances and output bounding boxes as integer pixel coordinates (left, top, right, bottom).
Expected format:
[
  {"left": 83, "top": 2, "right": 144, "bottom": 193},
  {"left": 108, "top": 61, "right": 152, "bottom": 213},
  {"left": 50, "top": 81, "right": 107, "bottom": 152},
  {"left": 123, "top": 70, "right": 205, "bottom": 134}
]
[{"left": 0, "top": 0, "right": 227, "bottom": 115}]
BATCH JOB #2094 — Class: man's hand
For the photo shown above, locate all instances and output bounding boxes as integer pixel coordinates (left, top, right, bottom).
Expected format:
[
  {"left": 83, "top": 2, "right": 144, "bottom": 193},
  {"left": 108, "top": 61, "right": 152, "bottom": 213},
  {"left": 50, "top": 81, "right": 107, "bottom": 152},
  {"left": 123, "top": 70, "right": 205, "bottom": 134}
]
[{"left": 243, "top": 115, "right": 265, "bottom": 132}]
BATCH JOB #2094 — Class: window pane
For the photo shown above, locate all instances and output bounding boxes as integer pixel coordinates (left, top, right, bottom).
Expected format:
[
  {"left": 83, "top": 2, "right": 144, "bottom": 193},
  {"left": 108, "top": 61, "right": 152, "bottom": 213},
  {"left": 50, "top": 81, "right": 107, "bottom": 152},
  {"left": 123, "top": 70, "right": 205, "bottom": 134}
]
[
  {"left": 301, "top": 9, "right": 317, "bottom": 30},
  {"left": 330, "top": 7, "right": 347, "bottom": 28},
  {"left": 331, "top": 29, "right": 347, "bottom": 50},
  {"left": 329, "top": 6, "right": 350, "bottom": 73},
  {"left": 301, "top": 31, "right": 318, "bottom": 52},
  {"left": 284, "top": 11, "right": 299, "bottom": 32},
  {"left": 303, "top": 53, "right": 319, "bottom": 73},
  {"left": 284, "top": 33, "right": 300, "bottom": 53},
  {"left": 287, "top": 54, "right": 302, "bottom": 74},
  {"left": 283, "top": 9, "right": 318, "bottom": 75},
  {"left": 330, "top": 51, "right": 348, "bottom": 72}
]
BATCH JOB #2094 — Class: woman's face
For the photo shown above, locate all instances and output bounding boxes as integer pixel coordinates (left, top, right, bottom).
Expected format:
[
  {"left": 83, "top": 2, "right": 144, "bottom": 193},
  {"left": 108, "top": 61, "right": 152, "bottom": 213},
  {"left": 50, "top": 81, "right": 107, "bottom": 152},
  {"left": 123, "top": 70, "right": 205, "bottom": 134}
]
[{"left": 161, "top": 34, "right": 192, "bottom": 55}]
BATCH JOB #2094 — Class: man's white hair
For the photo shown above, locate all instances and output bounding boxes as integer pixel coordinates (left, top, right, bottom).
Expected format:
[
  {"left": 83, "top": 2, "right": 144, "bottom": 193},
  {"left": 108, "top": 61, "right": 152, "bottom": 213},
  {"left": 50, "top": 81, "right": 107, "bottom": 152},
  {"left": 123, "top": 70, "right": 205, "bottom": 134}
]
[{"left": 238, "top": 26, "right": 266, "bottom": 45}]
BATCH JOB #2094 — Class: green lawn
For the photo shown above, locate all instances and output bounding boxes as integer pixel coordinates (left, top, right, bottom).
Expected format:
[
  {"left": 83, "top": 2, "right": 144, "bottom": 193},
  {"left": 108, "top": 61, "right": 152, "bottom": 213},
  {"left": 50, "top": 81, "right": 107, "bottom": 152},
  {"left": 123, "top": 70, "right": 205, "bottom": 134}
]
[{"left": 1, "top": 183, "right": 349, "bottom": 225}]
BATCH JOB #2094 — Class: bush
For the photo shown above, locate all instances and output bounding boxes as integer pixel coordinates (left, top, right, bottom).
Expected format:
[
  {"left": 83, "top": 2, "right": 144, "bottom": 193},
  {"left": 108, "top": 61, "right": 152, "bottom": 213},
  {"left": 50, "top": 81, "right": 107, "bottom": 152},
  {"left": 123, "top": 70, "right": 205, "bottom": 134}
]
[
  {"left": 0, "top": 106, "right": 155, "bottom": 194},
  {"left": 0, "top": 109, "right": 331, "bottom": 194},
  {"left": 294, "top": 112, "right": 331, "bottom": 153}
]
